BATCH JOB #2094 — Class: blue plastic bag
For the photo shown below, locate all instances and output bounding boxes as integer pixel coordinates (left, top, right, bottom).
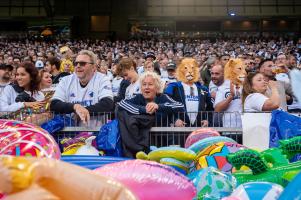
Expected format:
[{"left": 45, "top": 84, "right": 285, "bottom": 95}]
[
  {"left": 96, "top": 119, "right": 123, "bottom": 157},
  {"left": 41, "top": 115, "right": 74, "bottom": 135}
]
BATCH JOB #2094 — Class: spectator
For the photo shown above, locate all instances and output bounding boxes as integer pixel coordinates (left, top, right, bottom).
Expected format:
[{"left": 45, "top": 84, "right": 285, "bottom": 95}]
[
  {"left": 258, "top": 59, "right": 293, "bottom": 111},
  {"left": 242, "top": 72, "right": 280, "bottom": 112},
  {"left": 209, "top": 64, "right": 224, "bottom": 100},
  {"left": 50, "top": 50, "right": 114, "bottom": 124},
  {"left": 0, "top": 64, "right": 13, "bottom": 95},
  {"left": 117, "top": 71, "right": 184, "bottom": 157},
  {"left": 0, "top": 62, "right": 45, "bottom": 112},
  {"left": 45, "top": 56, "right": 69, "bottom": 85},
  {"left": 200, "top": 56, "right": 217, "bottom": 87},
  {"left": 119, "top": 57, "right": 140, "bottom": 99},
  {"left": 163, "top": 62, "right": 177, "bottom": 85},
  {"left": 219, "top": 54, "right": 230, "bottom": 67},
  {"left": 39, "top": 69, "right": 53, "bottom": 91}
]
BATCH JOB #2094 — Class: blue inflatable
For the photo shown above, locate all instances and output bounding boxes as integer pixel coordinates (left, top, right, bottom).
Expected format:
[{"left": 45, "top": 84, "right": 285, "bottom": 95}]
[{"left": 278, "top": 171, "right": 301, "bottom": 200}]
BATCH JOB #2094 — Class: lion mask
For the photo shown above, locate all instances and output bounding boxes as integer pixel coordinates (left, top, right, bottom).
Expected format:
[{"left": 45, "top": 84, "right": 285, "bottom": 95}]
[
  {"left": 176, "top": 58, "right": 200, "bottom": 84},
  {"left": 224, "top": 58, "right": 247, "bottom": 86}
]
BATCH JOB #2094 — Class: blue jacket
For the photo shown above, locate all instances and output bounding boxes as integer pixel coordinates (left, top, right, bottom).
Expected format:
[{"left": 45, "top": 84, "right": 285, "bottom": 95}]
[
  {"left": 118, "top": 93, "right": 185, "bottom": 126},
  {"left": 164, "top": 81, "right": 213, "bottom": 126}
]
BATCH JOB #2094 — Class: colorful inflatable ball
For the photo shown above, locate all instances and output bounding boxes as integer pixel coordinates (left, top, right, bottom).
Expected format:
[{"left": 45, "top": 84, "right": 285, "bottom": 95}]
[
  {"left": 94, "top": 160, "right": 197, "bottom": 200},
  {"left": 194, "top": 142, "right": 247, "bottom": 173},
  {"left": 0, "top": 156, "right": 137, "bottom": 200},
  {"left": 188, "top": 167, "right": 237, "bottom": 200},
  {"left": 185, "top": 128, "right": 220, "bottom": 148},
  {"left": 0, "top": 119, "right": 60, "bottom": 159},
  {"left": 227, "top": 182, "right": 283, "bottom": 200}
]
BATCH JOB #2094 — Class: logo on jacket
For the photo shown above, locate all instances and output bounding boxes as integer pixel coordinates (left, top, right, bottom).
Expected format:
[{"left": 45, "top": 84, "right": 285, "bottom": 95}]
[
  {"left": 89, "top": 91, "right": 94, "bottom": 97},
  {"left": 104, "top": 85, "right": 112, "bottom": 90},
  {"left": 70, "top": 93, "right": 75, "bottom": 97}
]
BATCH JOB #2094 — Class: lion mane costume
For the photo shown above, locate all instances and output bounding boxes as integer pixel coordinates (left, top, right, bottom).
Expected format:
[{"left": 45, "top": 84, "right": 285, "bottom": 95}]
[
  {"left": 176, "top": 58, "right": 200, "bottom": 85},
  {"left": 224, "top": 58, "right": 247, "bottom": 86}
]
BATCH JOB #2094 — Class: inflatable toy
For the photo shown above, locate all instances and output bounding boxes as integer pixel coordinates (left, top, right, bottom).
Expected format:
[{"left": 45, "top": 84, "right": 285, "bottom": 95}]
[
  {"left": 0, "top": 119, "right": 60, "bottom": 159},
  {"left": 227, "top": 138, "right": 301, "bottom": 186},
  {"left": 194, "top": 142, "right": 247, "bottom": 173},
  {"left": 75, "top": 136, "right": 99, "bottom": 155},
  {"left": 136, "top": 146, "right": 196, "bottom": 162},
  {"left": 228, "top": 182, "right": 283, "bottom": 200},
  {"left": 185, "top": 128, "right": 220, "bottom": 148},
  {"left": 94, "top": 160, "right": 197, "bottom": 200},
  {"left": 278, "top": 171, "right": 301, "bottom": 200},
  {"left": 0, "top": 156, "right": 137, "bottom": 200},
  {"left": 188, "top": 167, "right": 237, "bottom": 200},
  {"left": 188, "top": 136, "right": 236, "bottom": 154},
  {"left": 160, "top": 158, "right": 189, "bottom": 174},
  {"left": 61, "top": 132, "right": 95, "bottom": 155}
]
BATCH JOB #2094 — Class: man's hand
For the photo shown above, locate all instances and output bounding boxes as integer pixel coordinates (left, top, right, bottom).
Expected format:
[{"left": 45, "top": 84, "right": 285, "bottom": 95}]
[
  {"left": 146, "top": 102, "right": 159, "bottom": 114},
  {"left": 174, "top": 119, "right": 186, "bottom": 127},
  {"left": 73, "top": 104, "right": 90, "bottom": 125},
  {"left": 201, "top": 120, "right": 209, "bottom": 127}
]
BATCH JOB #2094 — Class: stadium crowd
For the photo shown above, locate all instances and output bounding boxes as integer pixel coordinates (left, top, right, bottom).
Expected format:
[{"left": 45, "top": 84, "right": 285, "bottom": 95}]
[{"left": 0, "top": 36, "right": 300, "bottom": 129}]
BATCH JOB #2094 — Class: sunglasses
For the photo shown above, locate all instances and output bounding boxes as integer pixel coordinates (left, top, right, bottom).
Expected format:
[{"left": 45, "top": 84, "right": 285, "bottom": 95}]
[{"left": 74, "top": 61, "right": 93, "bottom": 67}]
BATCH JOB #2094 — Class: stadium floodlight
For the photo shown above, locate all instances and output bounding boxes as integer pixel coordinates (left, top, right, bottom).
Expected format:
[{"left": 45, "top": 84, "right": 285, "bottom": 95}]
[{"left": 229, "top": 12, "right": 236, "bottom": 16}]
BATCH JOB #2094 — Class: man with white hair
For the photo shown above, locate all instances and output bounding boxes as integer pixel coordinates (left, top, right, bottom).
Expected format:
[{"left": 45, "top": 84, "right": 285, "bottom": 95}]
[{"left": 50, "top": 50, "right": 114, "bottom": 124}]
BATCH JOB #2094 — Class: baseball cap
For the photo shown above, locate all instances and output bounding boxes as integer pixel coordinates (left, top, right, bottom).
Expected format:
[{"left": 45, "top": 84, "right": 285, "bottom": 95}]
[
  {"left": 145, "top": 52, "right": 156, "bottom": 60},
  {"left": 0, "top": 64, "right": 13, "bottom": 71},
  {"left": 35, "top": 60, "right": 44, "bottom": 69},
  {"left": 166, "top": 62, "right": 176, "bottom": 70}
]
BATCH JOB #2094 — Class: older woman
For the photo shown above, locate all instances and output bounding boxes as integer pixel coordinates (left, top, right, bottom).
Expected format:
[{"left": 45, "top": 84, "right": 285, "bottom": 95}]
[
  {"left": 117, "top": 71, "right": 185, "bottom": 157},
  {"left": 242, "top": 72, "right": 280, "bottom": 112}
]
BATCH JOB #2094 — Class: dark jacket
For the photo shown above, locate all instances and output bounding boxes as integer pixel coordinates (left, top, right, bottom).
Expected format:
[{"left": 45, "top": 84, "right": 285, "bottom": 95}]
[
  {"left": 117, "top": 109, "right": 155, "bottom": 158},
  {"left": 164, "top": 81, "right": 213, "bottom": 126},
  {"left": 114, "top": 79, "right": 130, "bottom": 103},
  {"left": 118, "top": 93, "right": 185, "bottom": 127}
]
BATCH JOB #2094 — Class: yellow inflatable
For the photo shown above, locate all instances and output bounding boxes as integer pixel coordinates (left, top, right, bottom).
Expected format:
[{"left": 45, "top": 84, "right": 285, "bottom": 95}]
[{"left": 0, "top": 156, "right": 137, "bottom": 200}]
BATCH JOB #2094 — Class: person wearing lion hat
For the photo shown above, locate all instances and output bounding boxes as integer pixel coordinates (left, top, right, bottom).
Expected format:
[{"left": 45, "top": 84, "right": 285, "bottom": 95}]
[
  {"left": 59, "top": 46, "right": 74, "bottom": 73},
  {"left": 164, "top": 58, "right": 213, "bottom": 127},
  {"left": 214, "top": 58, "right": 246, "bottom": 128}
]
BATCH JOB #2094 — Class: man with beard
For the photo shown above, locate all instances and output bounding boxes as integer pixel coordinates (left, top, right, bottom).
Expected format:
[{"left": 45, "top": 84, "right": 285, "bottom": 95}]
[{"left": 0, "top": 64, "right": 13, "bottom": 95}]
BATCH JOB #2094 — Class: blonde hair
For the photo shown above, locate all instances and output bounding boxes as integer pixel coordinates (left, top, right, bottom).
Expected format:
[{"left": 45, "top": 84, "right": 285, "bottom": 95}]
[
  {"left": 139, "top": 71, "right": 163, "bottom": 94},
  {"left": 78, "top": 50, "right": 97, "bottom": 64}
]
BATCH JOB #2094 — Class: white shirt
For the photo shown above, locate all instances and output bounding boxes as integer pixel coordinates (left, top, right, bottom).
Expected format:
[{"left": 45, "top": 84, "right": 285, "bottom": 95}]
[
  {"left": 0, "top": 82, "right": 10, "bottom": 95},
  {"left": 214, "top": 80, "right": 242, "bottom": 128},
  {"left": 52, "top": 72, "right": 113, "bottom": 106},
  {"left": 0, "top": 85, "right": 45, "bottom": 112},
  {"left": 182, "top": 83, "right": 199, "bottom": 125},
  {"left": 275, "top": 73, "right": 290, "bottom": 84},
  {"left": 125, "top": 80, "right": 140, "bottom": 99},
  {"left": 112, "top": 76, "right": 123, "bottom": 97},
  {"left": 244, "top": 93, "right": 268, "bottom": 112}
]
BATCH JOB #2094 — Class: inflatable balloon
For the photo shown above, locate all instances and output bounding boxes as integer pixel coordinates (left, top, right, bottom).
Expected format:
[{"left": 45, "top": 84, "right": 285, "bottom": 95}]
[
  {"left": 194, "top": 142, "right": 247, "bottom": 173},
  {"left": 188, "top": 167, "right": 237, "bottom": 200},
  {"left": 94, "top": 160, "right": 197, "bottom": 200},
  {"left": 188, "top": 136, "right": 236, "bottom": 154},
  {"left": 75, "top": 136, "right": 100, "bottom": 155},
  {"left": 136, "top": 146, "right": 196, "bottom": 162},
  {"left": 228, "top": 182, "right": 283, "bottom": 200},
  {"left": 227, "top": 144, "right": 301, "bottom": 186},
  {"left": 160, "top": 158, "right": 189, "bottom": 174},
  {"left": 185, "top": 128, "right": 220, "bottom": 148},
  {"left": 0, "top": 156, "right": 137, "bottom": 200},
  {"left": 278, "top": 171, "right": 301, "bottom": 200},
  {"left": 0, "top": 119, "right": 60, "bottom": 159}
]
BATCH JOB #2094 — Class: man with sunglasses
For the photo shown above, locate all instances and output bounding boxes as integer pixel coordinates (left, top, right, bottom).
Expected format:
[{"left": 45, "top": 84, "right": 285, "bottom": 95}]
[{"left": 51, "top": 50, "right": 114, "bottom": 124}]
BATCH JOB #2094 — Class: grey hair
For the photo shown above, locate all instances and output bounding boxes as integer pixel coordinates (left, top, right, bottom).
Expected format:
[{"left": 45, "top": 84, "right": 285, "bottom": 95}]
[
  {"left": 78, "top": 50, "right": 97, "bottom": 64},
  {"left": 139, "top": 71, "right": 163, "bottom": 93}
]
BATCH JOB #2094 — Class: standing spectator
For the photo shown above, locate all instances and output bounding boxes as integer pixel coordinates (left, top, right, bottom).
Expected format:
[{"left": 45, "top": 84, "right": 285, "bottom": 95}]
[
  {"left": 0, "top": 62, "right": 45, "bottom": 112},
  {"left": 45, "top": 56, "right": 69, "bottom": 86},
  {"left": 119, "top": 57, "right": 140, "bottom": 99},
  {"left": 163, "top": 62, "right": 177, "bottom": 85},
  {"left": 258, "top": 59, "right": 293, "bottom": 111},
  {"left": 209, "top": 64, "right": 224, "bottom": 100},
  {"left": 219, "top": 54, "right": 230, "bottom": 67},
  {"left": 0, "top": 64, "right": 13, "bottom": 95},
  {"left": 50, "top": 50, "right": 114, "bottom": 124},
  {"left": 242, "top": 72, "right": 280, "bottom": 112},
  {"left": 200, "top": 56, "right": 217, "bottom": 87}
]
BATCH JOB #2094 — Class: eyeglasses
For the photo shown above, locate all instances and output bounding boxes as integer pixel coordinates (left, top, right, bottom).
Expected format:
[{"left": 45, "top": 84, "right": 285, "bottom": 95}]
[{"left": 74, "top": 61, "right": 93, "bottom": 67}]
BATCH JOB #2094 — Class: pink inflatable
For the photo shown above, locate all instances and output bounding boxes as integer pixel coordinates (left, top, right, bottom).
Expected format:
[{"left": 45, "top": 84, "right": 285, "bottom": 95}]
[
  {"left": 185, "top": 128, "right": 220, "bottom": 148},
  {"left": 94, "top": 160, "right": 196, "bottom": 200},
  {"left": 0, "top": 119, "right": 60, "bottom": 159}
]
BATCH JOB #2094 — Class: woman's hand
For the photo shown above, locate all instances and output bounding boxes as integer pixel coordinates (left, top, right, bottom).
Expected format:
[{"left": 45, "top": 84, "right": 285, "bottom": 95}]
[
  {"left": 24, "top": 101, "right": 45, "bottom": 109},
  {"left": 268, "top": 80, "right": 278, "bottom": 89},
  {"left": 174, "top": 119, "right": 186, "bottom": 127},
  {"left": 146, "top": 102, "right": 159, "bottom": 114}
]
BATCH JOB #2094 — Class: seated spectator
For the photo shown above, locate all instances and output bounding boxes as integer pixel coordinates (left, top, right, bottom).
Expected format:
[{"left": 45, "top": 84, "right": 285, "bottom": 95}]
[
  {"left": 39, "top": 69, "right": 53, "bottom": 92},
  {"left": 50, "top": 50, "right": 114, "bottom": 124},
  {"left": 162, "top": 62, "right": 177, "bottom": 85},
  {"left": 117, "top": 71, "right": 185, "bottom": 157},
  {"left": 242, "top": 72, "right": 280, "bottom": 112},
  {"left": 0, "top": 62, "right": 45, "bottom": 112}
]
